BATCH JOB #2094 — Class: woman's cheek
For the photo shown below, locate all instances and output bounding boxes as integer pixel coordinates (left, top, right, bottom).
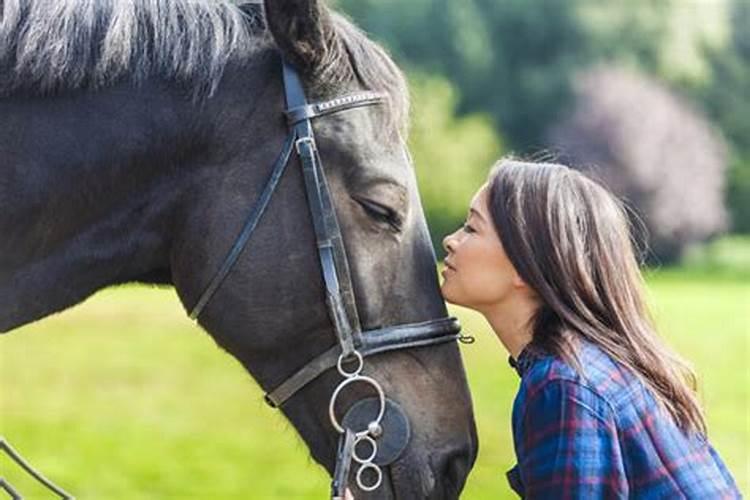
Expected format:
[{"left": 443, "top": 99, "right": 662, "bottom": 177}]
[{"left": 459, "top": 263, "right": 499, "bottom": 304}]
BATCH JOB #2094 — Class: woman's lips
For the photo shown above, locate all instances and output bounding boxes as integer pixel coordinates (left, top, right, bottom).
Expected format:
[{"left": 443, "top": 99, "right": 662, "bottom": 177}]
[{"left": 442, "top": 261, "right": 456, "bottom": 277}]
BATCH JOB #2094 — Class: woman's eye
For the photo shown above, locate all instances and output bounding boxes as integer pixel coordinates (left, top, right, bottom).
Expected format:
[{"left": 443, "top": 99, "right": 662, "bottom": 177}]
[{"left": 462, "top": 223, "right": 476, "bottom": 234}]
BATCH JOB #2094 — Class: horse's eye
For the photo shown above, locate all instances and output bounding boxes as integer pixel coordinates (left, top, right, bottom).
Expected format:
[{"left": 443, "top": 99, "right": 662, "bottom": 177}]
[{"left": 354, "top": 197, "right": 402, "bottom": 231}]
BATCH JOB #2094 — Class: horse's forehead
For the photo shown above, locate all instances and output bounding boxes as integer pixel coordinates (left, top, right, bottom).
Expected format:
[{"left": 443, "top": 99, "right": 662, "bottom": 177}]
[{"left": 314, "top": 110, "right": 409, "bottom": 181}]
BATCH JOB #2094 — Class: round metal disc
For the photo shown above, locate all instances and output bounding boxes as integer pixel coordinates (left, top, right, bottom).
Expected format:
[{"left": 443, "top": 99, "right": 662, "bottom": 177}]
[{"left": 342, "top": 397, "right": 411, "bottom": 466}]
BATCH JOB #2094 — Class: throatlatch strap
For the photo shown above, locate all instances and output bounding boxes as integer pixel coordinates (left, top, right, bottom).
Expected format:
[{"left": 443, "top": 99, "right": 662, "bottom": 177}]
[{"left": 189, "top": 131, "right": 297, "bottom": 320}]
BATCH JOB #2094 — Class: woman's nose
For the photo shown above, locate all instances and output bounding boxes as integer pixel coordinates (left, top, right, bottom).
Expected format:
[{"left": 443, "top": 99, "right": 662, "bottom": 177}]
[{"left": 443, "top": 231, "right": 457, "bottom": 254}]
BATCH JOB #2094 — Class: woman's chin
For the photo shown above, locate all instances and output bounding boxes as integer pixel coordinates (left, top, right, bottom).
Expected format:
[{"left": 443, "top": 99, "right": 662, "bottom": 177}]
[
  {"left": 440, "top": 282, "right": 458, "bottom": 305},
  {"left": 441, "top": 286, "right": 475, "bottom": 311}
]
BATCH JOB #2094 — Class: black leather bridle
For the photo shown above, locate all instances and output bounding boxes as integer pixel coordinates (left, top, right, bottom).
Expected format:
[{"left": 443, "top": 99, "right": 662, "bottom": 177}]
[{"left": 189, "top": 60, "right": 464, "bottom": 498}]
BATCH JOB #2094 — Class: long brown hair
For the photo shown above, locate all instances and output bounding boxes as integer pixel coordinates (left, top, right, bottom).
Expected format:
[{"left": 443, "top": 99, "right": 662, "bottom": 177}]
[{"left": 487, "top": 159, "right": 706, "bottom": 434}]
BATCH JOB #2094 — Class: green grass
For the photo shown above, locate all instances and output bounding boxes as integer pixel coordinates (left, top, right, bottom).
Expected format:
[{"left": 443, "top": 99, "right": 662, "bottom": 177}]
[{"left": 1, "top": 270, "right": 748, "bottom": 498}]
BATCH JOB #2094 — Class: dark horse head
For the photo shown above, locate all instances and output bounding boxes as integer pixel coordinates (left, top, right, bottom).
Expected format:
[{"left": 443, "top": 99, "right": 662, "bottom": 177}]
[{"left": 0, "top": 0, "right": 477, "bottom": 496}]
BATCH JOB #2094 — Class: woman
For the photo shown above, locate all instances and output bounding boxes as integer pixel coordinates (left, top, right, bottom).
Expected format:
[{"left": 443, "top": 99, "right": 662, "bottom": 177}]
[{"left": 441, "top": 159, "right": 741, "bottom": 498}]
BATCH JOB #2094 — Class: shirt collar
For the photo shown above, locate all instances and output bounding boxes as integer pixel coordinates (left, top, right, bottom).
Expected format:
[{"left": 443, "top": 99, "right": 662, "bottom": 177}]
[{"left": 508, "top": 344, "right": 536, "bottom": 377}]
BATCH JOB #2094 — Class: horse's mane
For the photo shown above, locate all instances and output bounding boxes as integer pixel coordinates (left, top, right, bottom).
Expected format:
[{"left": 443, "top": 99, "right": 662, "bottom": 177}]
[
  {"left": 0, "top": 0, "right": 408, "bottom": 130},
  {"left": 0, "top": 0, "right": 267, "bottom": 97}
]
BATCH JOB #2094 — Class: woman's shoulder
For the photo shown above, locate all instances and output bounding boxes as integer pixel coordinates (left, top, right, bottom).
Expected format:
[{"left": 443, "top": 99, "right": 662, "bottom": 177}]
[
  {"left": 515, "top": 339, "right": 643, "bottom": 411},
  {"left": 510, "top": 343, "right": 742, "bottom": 498}
]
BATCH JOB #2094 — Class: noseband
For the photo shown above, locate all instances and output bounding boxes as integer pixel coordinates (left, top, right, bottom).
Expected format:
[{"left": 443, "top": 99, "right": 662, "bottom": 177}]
[{"left": 189, "top": 60, "right": 464, "bottom": 497}]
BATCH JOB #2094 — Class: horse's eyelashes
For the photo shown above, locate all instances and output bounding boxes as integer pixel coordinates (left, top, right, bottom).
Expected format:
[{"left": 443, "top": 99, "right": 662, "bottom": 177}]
[{"left": 354, "top": 197, "right": 402, "bottom": 230}]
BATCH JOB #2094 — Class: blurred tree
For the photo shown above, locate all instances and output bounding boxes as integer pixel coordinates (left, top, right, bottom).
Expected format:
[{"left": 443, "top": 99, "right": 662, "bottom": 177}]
[
  {"left": 407, "top": 74, "right": 503, "bottom": 254},
  {"left": 336, "top": 0, "right": 671, "bottom": 152},
  {"left": 695, "top": 0, "right": 750, "bottom": 233},
  {"left": 333, "top": 0, "right": 746, "bottom": 248},
  {"left": 549, "top": 66, "right": 729, "bottom": 262}
]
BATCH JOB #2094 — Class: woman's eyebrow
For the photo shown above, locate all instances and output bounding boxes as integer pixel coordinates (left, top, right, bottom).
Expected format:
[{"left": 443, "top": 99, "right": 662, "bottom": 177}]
[{"left": 469, "top": 208, "right": 485, "bottom": 222}]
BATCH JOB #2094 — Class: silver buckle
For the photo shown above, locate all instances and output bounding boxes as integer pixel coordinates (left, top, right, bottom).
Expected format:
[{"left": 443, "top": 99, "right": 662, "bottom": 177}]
[{"left": 295, "top": 136, "right": 316, "bottom": 154}]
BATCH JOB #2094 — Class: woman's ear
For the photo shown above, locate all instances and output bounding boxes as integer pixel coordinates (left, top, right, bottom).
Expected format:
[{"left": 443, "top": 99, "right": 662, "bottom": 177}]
[
  {"left": 511, "top": 271, "right": 530, "bottom": 291},
  {"left": 263, "top": 0, "right": 337, "bottom": 76}
]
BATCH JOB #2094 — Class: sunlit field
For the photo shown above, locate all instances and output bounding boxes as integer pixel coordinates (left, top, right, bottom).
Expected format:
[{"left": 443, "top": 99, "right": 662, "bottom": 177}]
[{"left": 1, "top": 270, "right": 747, "bottom": 498}]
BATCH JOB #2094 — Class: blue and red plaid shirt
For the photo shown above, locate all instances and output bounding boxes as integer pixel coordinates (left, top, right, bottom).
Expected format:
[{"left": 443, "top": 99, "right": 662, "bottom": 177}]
[{"left": 506, "top": 340, "right": 741, "bottom": 498}]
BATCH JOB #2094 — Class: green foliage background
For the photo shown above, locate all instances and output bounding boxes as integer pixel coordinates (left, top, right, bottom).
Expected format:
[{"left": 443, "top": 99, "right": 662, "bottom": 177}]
[
  {"left": 695, "top": 1, "right": 750, "bottom": 232},
  {"left": 339, "top": 0, "right": 750, "bottom": 239},
  {"left": 408, "top": 74, "right": 502, "bottom": 252}
]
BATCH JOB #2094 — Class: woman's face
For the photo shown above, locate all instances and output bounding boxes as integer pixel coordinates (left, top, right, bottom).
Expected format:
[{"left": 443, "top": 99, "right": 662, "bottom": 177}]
[{"left": 441, "top": 185, "right": 520, "bottom": 312}]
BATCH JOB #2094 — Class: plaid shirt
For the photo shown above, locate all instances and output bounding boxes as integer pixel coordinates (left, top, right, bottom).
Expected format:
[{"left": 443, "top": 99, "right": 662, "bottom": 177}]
[{"left": 506, "top": 340, "right": 742, "bottom": 499}]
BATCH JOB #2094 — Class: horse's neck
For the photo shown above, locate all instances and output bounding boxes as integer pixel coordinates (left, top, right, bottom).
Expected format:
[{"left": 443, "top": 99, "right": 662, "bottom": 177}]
[
  {"left": 0, "top": 82, "right": 198, "bottom": 332},
  {"left": 0, "top": 54, "right": 281, "bottom": 333}
]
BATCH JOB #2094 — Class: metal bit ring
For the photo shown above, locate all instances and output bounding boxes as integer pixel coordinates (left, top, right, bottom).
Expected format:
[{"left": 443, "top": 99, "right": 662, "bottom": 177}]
[
  {"left": 329, "top": 375, "right": 385, "bottom": 434},
  {"left": 356, "top": 462, "right": 383, "bottom": 492},
  {"left": 352, "top": 435, "right": 378, "bottom": 464},
  {"left": 337, "top": 351, "right": 364, "bottom": 377}
]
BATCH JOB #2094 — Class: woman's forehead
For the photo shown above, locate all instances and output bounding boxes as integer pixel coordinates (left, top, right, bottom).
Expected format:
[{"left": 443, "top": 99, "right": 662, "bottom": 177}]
[{"left": 470, "top": 184, "right": 490, "bottom": 215}]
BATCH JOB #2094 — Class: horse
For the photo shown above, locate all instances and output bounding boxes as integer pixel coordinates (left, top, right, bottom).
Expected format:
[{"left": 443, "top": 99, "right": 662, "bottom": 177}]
[{"left": 0, "top": 0, "right": 478, "bottom": 497}]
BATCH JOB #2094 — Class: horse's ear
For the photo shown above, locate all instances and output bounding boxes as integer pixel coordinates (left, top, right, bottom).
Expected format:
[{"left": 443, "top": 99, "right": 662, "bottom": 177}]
[{"left": 262, "top": 0, "right": 337, "bottom": 76}]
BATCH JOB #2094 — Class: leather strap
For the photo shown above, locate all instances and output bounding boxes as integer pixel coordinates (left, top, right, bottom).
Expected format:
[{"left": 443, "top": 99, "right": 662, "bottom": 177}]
[
  {"left": 189, "top": 131, "right": 297, "bottom": 319},
  {"left": 264, "top": 317, "right": 461, "bottom": 408},
  {"left": 331, "top": 428, "right": 356, "bottom": 499},
  {"left": 283, "top": 61, "right": 363, "bottom": 357},
  {"left": 285, "top": 92, "right": 386, "bottom": 125},
  {"left": 189, "top": 58, "right": 464, "bottom": 418},
  {"left": 189, "top": 67, "right": 385, "bottom": 322},
  {"left": 359, "top": 317, "right": 461, "bottom": 356}
]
